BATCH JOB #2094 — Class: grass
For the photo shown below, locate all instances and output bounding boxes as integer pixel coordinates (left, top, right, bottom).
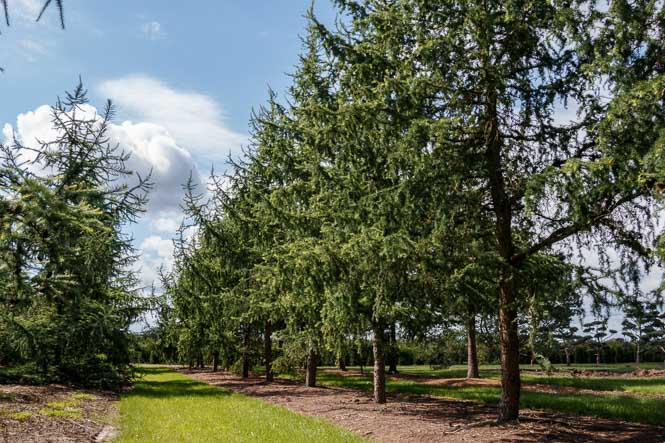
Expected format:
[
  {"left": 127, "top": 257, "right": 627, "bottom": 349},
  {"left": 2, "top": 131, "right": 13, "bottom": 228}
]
[
  {"left": 313, "top": 367, "right": 665, "bottom": 425},
  {"left": 118, "top": 367, "right": 366, "bottom": 443},
  {"left": 39, "top": 397, "right": 84, "bottom": 419},
  {"left": 7, "top": 411, "right": 33, "bottom": 421},
  {"left": 39, "top": 407, "right": 83, "bottom": 419},
  {"left": 71, "top": 393, "right": 98, "bottom": 401}
]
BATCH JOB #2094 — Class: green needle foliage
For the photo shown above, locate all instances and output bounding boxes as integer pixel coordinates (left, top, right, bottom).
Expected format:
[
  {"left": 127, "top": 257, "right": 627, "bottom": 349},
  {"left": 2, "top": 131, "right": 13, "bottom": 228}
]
[
  {"left": 0, "top": 83, "right": 151, "bottom": 387},
  {"left": 155, "top": 0, "right": 665, "bottom": 423}
]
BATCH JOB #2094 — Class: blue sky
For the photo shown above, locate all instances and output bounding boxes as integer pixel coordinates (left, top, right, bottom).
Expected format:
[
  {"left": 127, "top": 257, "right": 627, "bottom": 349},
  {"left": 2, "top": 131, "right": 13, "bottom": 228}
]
[{"left": 1, "top": 0, "right": 336, "bottom": 287}]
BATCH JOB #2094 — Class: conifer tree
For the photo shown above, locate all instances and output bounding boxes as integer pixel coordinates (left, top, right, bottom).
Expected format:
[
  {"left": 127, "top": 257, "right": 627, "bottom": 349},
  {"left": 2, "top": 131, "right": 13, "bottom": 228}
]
[{"left": 0, "top": 83, "right": 150, "bottom": 386}]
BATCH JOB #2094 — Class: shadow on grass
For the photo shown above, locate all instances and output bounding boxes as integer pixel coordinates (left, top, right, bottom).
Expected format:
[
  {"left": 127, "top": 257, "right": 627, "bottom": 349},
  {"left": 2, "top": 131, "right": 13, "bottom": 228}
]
[{"left": 127, "top": 367, "right": 232, "bottom": 399}]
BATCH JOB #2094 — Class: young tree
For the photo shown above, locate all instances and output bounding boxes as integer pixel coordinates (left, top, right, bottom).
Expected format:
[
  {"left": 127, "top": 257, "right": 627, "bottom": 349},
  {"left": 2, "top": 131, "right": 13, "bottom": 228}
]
[
  {"left": 582, "top": 319, "right": 617, "bottom": 365},
  {"left": 622, "top": 298, "right": 665, "bottom": 364}
]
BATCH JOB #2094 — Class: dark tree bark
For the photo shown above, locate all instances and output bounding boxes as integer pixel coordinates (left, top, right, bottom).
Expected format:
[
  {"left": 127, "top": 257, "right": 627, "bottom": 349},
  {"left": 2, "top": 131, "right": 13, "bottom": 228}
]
[
  {"left": 213, "top": 350, "right": 219, "bottom": 372},
  {"left": 387, "top": 323, "right": 398, "bottom": 375},
  {"left": 497, "top": 275, "right": 521, "bottom": 421},
  {"left": 242, "top": 323, "right": 251, "bottom": 379},
  {"left": 466, "top": 313, "right": 480, "bottom": 379},
  {"left": 486, "top": 88, "right": 520, "bottom": 422},
  {"left": 197, "top": 352, "right": 203, "bottom": 369},
  {"left": 305, "top": 349, "right": 317, "bottom": 387},
  {"left": 338, "top": 355, "right": 347, "bottom": 371},
  {"left": 372, "top": 321, "right": 387, "bottom": 404},
  {"left": 264, "top": 320, "right": 273, "bottom": 382}
]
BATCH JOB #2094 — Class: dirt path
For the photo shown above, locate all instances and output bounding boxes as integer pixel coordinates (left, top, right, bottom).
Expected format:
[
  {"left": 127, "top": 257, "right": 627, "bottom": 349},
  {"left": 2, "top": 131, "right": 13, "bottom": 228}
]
[
  {"left": 184, "top": 369, "right": 665, "bottom": 443},
  {"left": 0, "top": 384, "right": 118, "bottom": 442}
]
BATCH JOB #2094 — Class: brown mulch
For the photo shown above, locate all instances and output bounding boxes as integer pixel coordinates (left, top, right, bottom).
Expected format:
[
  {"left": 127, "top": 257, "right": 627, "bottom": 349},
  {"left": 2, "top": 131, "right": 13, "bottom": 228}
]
[
  {"left": 183, "top": 369, "right": 665, "bottom": 443},
  {"left": 0, "top": 384, "right": 118, "bottom": 442}
]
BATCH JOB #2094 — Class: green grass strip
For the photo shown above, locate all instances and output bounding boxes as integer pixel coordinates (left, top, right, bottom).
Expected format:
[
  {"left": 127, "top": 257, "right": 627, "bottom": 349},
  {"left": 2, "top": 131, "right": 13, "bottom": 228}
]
[
  {"left": 118, "top": 367, "right": 366, "bottom": 443},
  {"left": 316, "top": 371, "right": 665, "bottom": 425}
]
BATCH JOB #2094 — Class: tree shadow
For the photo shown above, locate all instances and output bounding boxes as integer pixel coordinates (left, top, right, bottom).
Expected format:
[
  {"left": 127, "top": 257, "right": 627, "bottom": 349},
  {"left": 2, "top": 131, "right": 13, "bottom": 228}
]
[{"left": 127, "top": 368, "right": 232, "bottom": 399}]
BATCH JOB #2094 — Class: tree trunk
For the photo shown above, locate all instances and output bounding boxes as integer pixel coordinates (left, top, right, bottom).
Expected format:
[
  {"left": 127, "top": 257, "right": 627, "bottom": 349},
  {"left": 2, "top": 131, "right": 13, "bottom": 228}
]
[
  {"left": 197, "top": 352, "right": 203, "bottom": 369},
  {"left": 497, "top": 276, "right": 521, "bottom": 422},
  {"left": 338, "top": 356, "right": 347, "bottom": 371},
  {"left": 466, "top": 313, "right": 480, "bottom": 378},
  {"left": 305, "top": 349, "right": 317, "bottom": 387},
  {"left": 372, "top": 321, "right": 387, "bottom": 404},
  {"left": 388, "top": 323, "right": 398, "bottom": 374},
  {"left": 264, "top": 320, "right": 273, "bottom": 382},
  {"left": 242, "top": 323, "right": 251, "bottom": 378},
  {"left": 636, "top": 342, "right": 641, "bottom": 365},
  {"left": 596, "top": 349, "right": 601, "bottom": 366},
  {"left": 213, "top": 350, "right": 219, "bottom": 372},
  {"left": 485, "top": 85, "right": 520, "bottom": 422},
  {"left": 564, "top": 348, "right": 571, "bottom": 366}
]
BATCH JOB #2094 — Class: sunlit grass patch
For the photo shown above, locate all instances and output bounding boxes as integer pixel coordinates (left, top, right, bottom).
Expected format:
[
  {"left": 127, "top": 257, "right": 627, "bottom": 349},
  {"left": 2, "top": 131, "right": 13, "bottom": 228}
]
[
  {"left": 40, "top": 397, "right": 83, "bottom": 419},
  {"left": 45, "top": 399, "right": 80, "bottom": 409},
  {"left": 7, "top": 411, "right": 33, "bottom": 421},
  {"left": 118, "top": 367, "right": 366, "bottom": 443},
  {"left": 40, "top": 406, "right": 83, "bottom": 419},
  {"left": 72, "top": 393, "right": 98, "bottom": 401}
]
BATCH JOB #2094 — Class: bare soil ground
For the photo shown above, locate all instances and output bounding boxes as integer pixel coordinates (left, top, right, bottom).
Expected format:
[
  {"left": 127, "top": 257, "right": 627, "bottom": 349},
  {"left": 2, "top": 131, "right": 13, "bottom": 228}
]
[
  {"left": 0, "top": 384, "right": 118, "bottom": 442},
  {"left": 184, "top": 369, "right": 665, "bottom": 443}
]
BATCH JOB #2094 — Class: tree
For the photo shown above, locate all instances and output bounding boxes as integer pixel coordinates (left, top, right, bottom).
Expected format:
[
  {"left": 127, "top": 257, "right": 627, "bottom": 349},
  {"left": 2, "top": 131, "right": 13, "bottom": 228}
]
[
  {"left": 0, "top": 83, "right": 150, "bottom": 386},
  {"left": 582, "top": 319, "right": 617, "bottom": 365},
  {"left": 622, "top": 297, "right": 665, "bottom": 364},
  {"left": 400, "top": 0, "right": 664, "bottom": 420}
]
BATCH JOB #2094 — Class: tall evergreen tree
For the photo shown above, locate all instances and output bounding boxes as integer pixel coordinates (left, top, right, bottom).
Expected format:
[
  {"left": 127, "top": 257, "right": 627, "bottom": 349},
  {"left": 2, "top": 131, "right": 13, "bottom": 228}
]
[{"left": 0, "top": 83, "right": 151, "bottom": 386}]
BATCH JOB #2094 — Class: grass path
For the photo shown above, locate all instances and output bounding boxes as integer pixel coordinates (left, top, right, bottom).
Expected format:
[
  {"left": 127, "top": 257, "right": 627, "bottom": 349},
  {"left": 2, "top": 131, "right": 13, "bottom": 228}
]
[{"left": 117, "top": 367, "right": 365, "bottom": 443}]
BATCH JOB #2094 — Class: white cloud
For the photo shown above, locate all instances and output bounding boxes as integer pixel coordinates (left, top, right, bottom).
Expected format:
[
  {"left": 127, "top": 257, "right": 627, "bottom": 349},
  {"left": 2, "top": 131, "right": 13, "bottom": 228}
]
[
  {"left": 3, "top": 102, "right": 205, "bottom": 288},
  {"left": 4, "top": 103, "right": 200, "bottom": 215},
  {"left": 141, "top": 235, "right": 173, "bottom": 260},
  {"left": 98, "top": 75, "right": 246, "bottom": 167},
  {"left": 141, "top": 21, "right": 166, "bottom": 40},
  {"left": 153, "top": 212, "right": 182, "bottom": 234}
]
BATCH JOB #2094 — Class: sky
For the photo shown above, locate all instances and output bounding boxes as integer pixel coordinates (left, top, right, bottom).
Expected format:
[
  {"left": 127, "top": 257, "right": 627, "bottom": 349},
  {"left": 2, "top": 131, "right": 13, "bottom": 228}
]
[{"left": 1, "top": 0, "right": 336, "bottom": 289}]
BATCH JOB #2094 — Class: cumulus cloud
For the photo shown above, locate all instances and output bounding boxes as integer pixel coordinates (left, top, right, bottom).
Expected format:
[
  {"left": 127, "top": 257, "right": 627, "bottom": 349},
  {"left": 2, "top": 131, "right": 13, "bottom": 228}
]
[
  {"left": 152, "top": 212, "right": 183, "bottom": 234},
  {"left": 3, "top": 103, "right": 200, "bottom": 215},
  {"left": 141, "top": 21, "right": 166, "bottom": 40},
  {"left": 141, "top": 235, "right": 174, "bottom": 261},
  {"left": 2, "top": 101, "right": 205, "bottom": 287},
  {"left": 98, "top": 75, "right": 246, "bottom": 167}
]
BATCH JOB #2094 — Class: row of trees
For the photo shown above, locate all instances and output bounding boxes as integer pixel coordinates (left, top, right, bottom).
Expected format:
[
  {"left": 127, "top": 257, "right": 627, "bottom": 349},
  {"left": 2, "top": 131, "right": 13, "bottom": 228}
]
[
  {"left": 156, "top": 0, "right": 665, "bottom": 422},
  {"left": 0, "top": 86, "right": 150, "bottom": 387}
]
